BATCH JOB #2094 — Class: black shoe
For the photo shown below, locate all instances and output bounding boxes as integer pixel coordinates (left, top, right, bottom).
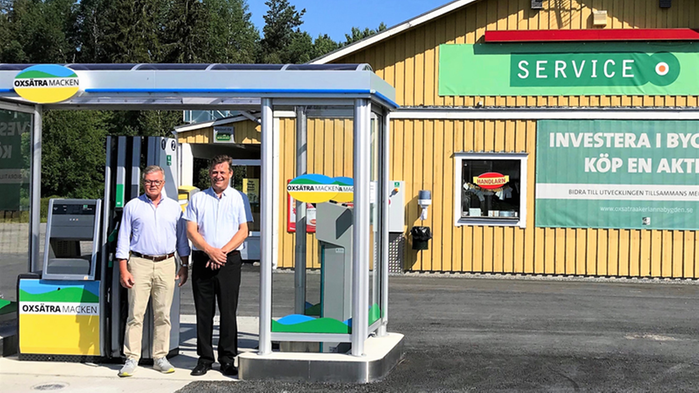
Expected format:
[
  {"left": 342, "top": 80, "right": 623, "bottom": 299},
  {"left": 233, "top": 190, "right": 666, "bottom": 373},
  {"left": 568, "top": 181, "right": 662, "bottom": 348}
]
[
  {"left": 220, "top": 362, "right": 238, "bottom": 376},
  {"left": 191, "top": 360, "right": 212, "bottom": 376}
]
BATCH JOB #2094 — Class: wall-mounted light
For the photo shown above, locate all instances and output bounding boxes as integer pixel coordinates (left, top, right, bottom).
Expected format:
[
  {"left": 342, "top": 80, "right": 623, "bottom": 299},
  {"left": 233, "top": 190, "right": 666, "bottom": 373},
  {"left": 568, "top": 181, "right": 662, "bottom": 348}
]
[{"left": 531, "top": 0, "right": 543, "bottom": 10}]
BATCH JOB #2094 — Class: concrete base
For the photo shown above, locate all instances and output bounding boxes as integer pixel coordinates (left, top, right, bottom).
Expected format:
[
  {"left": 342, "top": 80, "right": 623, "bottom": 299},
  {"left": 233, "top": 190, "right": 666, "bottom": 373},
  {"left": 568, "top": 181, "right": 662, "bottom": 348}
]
[{"left": 238, "top": 333, "right": 404, "bottom": 383}]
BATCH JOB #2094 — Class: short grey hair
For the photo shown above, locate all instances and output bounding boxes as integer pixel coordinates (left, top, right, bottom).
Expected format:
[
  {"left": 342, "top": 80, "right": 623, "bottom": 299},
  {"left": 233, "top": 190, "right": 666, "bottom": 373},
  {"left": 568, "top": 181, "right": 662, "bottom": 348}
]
[{"left": 142, "top": 165, "right": 165, "bottom": 180}]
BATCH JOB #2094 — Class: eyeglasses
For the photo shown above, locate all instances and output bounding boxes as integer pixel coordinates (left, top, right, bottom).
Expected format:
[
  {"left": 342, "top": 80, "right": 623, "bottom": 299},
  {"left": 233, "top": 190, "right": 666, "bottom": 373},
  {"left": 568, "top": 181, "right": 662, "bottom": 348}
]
[{"left": 144, "top": 180, "right": 163, "bottom": 186}]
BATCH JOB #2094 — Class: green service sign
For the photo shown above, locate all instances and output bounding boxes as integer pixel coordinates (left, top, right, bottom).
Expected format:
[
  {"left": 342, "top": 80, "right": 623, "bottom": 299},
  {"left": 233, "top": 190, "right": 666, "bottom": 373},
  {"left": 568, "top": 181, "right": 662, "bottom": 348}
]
[
  {"left": 439, "top": 43, "right": 696, "bottom": 96},
  {"left": 536, "top": 120, "right": 699, "bottom": 230}
]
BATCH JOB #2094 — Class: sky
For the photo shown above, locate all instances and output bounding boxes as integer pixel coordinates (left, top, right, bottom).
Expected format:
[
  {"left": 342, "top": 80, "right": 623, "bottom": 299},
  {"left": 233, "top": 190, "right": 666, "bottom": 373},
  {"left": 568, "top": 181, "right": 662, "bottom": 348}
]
[{"left": 247, "top": 0, "right": 453, "bottom": 43}]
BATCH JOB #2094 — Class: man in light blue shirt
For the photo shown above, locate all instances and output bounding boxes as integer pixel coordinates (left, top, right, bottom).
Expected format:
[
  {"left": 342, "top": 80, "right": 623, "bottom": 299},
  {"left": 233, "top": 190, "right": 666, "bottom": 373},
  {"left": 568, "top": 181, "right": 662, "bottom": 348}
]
[
  {"left": 115, "top": 165, "right": 190, "bottom": 377},
  {"left": 184, "top": 155, "right": 253, "bottom": 377}
]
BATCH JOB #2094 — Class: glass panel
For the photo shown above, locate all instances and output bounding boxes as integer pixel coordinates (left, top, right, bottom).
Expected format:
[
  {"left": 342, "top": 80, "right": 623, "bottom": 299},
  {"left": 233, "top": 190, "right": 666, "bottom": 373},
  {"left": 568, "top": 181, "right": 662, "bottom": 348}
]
[
  {"left": 0, "top": 110, "right": 32, "bottom": 305},
  {"left": 461, "top": 159, "right": 522, "bottom": 219},
  {"left": 272, "top": 115, "right": 354, "bottom": 353},
  {"left": 230, "top": 165, "right": 261, "bottom": 232},
  {"left": 369, "top": 113, "right": 381, "bottom": 328},
  {"left": 183, "top": 110, "right": 238, "bottom": 124}
]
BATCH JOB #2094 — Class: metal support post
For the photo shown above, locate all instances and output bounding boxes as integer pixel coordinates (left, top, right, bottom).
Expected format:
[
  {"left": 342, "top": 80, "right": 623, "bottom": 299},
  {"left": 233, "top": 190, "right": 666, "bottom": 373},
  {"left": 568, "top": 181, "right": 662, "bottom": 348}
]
[
  {"left": 259, "top": 98, "right": 274, "bottom": 355},
  {"left": 294, "top": 106, "right": 307, "bottom": 315},
  {"left": 351, "top": 99, "right": 370, "bottom": 356},
  {"left": 378, "top": 110, "right": 390, "bottom": 336},
  {"left": 29, "top": 105, "right": 42, "bottom": 273}
]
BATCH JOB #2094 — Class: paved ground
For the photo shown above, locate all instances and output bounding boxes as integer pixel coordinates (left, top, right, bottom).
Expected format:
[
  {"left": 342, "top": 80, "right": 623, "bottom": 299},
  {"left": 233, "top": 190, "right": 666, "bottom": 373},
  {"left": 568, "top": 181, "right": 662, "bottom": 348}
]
[
  {"left": 0, "top": 223, "right": 45, "bottom": 302},
  {"left": 4, "top": 266, "right": 699, "bottom": 392},
  {"left": 178, "top": 269, "right": 699, "bottom": 392}
]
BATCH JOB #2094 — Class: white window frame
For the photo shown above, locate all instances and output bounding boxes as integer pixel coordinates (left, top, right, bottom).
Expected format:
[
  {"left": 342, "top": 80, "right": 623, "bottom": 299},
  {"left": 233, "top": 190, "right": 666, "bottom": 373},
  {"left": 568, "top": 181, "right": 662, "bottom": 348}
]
[{"left": 454, "top": 152, "right": 528, "bottom": 228}]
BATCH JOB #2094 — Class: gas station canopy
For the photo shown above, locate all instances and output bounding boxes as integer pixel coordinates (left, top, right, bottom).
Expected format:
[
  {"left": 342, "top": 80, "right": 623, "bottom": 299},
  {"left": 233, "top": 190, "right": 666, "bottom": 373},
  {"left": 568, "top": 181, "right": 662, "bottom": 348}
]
[
  {"left": 0, "top": 63, "right": 401, "bottom": 382},
  {"left": 0, "top": 63, "right": 397, "bottom": 110}
]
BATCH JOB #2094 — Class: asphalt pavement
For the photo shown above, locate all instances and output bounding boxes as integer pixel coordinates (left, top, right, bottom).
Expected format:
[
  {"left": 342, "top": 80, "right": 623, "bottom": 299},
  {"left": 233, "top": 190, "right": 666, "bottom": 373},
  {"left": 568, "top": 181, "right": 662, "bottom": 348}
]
[{"left": 173, "top": 267, "right": 699, "bottom": 392}]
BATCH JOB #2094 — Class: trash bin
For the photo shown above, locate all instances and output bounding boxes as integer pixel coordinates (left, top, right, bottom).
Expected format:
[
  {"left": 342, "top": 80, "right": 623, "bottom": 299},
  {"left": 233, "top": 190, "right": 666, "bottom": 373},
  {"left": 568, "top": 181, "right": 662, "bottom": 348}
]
[{"left": 410, "top": 226, "right": 432, "bottom": 250}]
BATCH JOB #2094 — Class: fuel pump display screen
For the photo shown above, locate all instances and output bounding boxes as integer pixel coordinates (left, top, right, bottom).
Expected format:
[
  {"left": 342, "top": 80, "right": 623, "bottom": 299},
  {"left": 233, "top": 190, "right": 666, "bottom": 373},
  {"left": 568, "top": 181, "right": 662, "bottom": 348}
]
[{"left": 52, "top": 204, "right": 96, "bottom": 215}]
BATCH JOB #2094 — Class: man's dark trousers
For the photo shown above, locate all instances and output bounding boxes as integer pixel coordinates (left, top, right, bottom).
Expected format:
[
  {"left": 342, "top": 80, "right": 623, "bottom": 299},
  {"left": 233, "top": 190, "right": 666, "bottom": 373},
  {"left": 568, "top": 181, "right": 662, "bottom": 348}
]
[{"left": 191, "top": 250, "right": 241, "bottom": 365}]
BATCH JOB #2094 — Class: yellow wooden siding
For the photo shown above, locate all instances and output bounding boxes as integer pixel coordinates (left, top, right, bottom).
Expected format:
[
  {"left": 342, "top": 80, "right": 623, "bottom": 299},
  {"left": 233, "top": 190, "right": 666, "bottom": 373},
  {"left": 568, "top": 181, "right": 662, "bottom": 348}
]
[
  {"left": 174, "top": 0, "right": 699, "bottom": 278},
  {"left": 176, "top": 120, "right": 261, "bottom": 144},
  {"left": 389, "top": 118, "right": 694, "bottom": 278},
  {"left": 341, "top": 0, "right": 699, "bottom": 108}
]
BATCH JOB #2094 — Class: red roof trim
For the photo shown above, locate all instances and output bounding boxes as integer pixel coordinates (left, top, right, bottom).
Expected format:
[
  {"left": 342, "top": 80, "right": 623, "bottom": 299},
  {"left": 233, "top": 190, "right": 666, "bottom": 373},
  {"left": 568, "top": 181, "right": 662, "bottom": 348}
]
[{"left": 485, "top": 29, "right": 699, "bottom": 42}]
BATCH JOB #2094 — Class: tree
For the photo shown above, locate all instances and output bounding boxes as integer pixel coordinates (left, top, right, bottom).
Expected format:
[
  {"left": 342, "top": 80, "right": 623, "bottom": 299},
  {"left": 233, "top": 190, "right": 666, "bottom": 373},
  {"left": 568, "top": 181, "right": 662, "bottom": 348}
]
[
  {"left": 162, "top": 0, "right": 206, "bottom": 63},
  {"left": 108, "top": 111, "right": 182, "bottom": 138},
  {"left": 0, "top": 0, "right": 78, "bottom": 63},
  {"left": 199, "top": 0, "right": 258, "bottom": 63},
  {"left": 312, "top": 33, "right": 339, "bottom": 59},
  {"left": 76, "top": 0, "right": 166, "bottom": 63},
  {"left": 258, "top": 0, "right": 305, "bottom": 63},
  {"left": 41, "top": 111, "right": 110, "bottom": 199},
  {"left": 343, "top": 22, "right": 387, "bottom": 46}
]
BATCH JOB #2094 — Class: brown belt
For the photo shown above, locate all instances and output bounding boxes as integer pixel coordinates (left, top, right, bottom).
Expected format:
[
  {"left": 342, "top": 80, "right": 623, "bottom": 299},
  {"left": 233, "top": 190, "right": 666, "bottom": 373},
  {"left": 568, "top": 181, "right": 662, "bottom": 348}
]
[{"left": 132, "top": 251, "right": 175, "bottom": 262}]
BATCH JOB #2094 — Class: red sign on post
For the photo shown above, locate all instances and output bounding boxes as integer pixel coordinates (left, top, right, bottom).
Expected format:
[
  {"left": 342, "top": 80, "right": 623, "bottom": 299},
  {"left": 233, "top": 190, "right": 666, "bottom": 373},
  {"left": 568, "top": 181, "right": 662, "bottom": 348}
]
[{"left": 287, "top": 180, "right": 316, "bottom": 233}]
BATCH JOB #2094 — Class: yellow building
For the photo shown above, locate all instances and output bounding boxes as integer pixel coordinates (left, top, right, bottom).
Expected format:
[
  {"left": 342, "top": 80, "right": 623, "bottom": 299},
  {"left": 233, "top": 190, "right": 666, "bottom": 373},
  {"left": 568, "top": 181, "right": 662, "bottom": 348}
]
[{"left": 180, "top": 0, "right": 699, "bottom": 278}]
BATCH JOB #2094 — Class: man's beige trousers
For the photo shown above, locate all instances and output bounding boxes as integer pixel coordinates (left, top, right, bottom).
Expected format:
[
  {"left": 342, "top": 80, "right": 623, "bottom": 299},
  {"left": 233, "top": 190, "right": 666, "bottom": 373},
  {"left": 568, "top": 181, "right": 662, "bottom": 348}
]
[{"left": 123, "top": 256, "right": 176, "bottom": 361}]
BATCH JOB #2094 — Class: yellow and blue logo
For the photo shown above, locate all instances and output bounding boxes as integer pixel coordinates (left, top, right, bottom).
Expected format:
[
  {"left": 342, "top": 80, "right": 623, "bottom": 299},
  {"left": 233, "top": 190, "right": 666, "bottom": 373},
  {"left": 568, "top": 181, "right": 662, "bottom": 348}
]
[
  {"left": 287, "top": 174, "right": 354, "bottom": 204},
  {"left": 13, "top": 64, "right": 80, "bottom": 104}
]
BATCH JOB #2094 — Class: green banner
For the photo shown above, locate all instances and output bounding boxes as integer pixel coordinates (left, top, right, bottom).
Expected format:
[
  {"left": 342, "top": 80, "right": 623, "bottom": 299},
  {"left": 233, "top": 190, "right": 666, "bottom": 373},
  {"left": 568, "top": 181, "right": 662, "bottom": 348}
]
[
  {"left": 0, "top": 110, "right": 31, "bottom": 211},
  {"left": 536, "top": 120, "right": 699, "bottom": 230},
  {"left": 439, "top": 43, "right": 699, "bottom": 96}
]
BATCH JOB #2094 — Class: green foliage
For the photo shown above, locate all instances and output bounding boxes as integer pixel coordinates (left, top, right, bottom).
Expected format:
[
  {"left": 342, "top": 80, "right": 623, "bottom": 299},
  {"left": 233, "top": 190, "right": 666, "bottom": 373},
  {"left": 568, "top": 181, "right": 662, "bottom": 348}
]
[
  {"left": 199, "top": 0, "right": 258, "bottom": 63},
  {"left": 162, "top": 0, "right": 207, "bottom": 63},
  {"left": 108, "top": 111, "right": 181, "bottom": 137},
  {"left": 312, "top": 34, "right": 339, "bottom": 59},
  {"left": 76, "top": 0, "right": 167, "bottom": 63},
  {"left": 0, "top": 0, "right": 369, "bottom": 202},
  {"left": 0, "top": 0, "right": 77, "bottom": 63},
  {"left": 259, "top": 0, "right": 305, "bottom": 63},
  {"left": 343, "top": 22, "right": 387, "bottom": 47},
  {"left": 41, "top": 111, "right": 109, "bottom": 199}
]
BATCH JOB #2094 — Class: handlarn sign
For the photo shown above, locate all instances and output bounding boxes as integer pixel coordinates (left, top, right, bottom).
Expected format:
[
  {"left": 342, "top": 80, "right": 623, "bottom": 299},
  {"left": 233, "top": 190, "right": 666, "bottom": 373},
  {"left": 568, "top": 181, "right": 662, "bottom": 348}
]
[{"left": 474, "top": 172, "right": 509, "bottom": 189}]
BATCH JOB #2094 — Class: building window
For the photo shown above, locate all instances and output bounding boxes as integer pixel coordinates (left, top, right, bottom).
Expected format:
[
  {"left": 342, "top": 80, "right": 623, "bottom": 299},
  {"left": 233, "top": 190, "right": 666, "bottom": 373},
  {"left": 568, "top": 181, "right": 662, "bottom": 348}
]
[{"left": 454, "top": 153, "right": 528, "bottom": 228}]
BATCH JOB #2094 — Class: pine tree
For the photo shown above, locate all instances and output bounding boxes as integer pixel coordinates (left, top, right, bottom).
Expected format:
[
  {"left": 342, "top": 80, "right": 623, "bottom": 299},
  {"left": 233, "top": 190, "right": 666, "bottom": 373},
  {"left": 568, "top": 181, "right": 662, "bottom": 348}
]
[
  {"left": 312, "top": 33, "right": 339, "bottom": 60},
  {"left": 76, "top": 0, "right": 166, "bottom": 63},
  {"left": 162, "top": 0, "right": 206, "bottom": 63},
  {"left": 258, "top": 0, "right": 304, "bottom": 63},
  {"left": 343, "top": 22, "right": 387, "bottom": 46},
  {"left": 200, "top": 0, "right": 258, "bottom": 63},
  {"left": 0, "top": 0, "right": 77, "bottom": 63}
]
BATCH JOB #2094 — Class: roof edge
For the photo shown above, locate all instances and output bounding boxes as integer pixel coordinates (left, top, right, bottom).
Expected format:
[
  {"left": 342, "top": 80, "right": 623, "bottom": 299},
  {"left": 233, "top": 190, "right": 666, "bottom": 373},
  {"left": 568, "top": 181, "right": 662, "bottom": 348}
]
[
  {"left": 174, "top": 115, "right": 255, "bottom": 133},
  {"left": 310, "top": 0, "right": 478, "bottom": 65}
]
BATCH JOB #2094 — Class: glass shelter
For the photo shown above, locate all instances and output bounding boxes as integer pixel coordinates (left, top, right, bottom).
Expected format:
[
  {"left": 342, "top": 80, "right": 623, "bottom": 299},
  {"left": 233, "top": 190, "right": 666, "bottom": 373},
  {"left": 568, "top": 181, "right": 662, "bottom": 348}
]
[{"left": 0, "top": 63, "right": 400, "bottom": 382}]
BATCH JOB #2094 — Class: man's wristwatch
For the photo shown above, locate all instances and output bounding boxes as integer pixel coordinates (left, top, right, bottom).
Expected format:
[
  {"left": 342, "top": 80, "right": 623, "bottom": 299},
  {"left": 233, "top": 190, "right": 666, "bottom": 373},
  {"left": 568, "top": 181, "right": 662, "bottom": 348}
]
[{"left": 181, "top": 262, "right": 189, "bottom": 268}]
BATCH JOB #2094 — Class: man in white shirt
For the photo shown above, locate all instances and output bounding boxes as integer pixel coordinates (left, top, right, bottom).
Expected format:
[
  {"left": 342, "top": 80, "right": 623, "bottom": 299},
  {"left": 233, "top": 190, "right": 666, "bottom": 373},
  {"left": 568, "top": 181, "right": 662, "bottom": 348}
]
[
  {"left": 115, "top": 165, "right": 190, "bottom": 377},
  {"left": 184, "top": 155, "right": 253, "bottom": 377}
]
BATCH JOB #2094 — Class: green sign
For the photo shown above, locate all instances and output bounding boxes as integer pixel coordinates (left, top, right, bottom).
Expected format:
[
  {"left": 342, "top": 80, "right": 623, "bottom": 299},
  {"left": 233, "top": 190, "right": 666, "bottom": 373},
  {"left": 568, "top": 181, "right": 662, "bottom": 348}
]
[
  {"left": 0, "top": 111, "right": 30, "bottom": 210},
  {"left": 214, "top": 126, "right": 234, "bottom": 143},
  {"left": 536, "top": 120, "right": 699, "bottom": 230},
  {"left": 439, "top": 43, "right": 698, "bottom": 96}
]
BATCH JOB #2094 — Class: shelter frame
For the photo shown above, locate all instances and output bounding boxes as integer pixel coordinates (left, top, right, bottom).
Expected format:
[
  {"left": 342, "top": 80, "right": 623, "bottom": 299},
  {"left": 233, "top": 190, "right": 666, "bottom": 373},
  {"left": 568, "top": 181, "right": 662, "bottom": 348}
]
[{"left": 0, "top": 63, "right": 398, "bottom": 357}]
